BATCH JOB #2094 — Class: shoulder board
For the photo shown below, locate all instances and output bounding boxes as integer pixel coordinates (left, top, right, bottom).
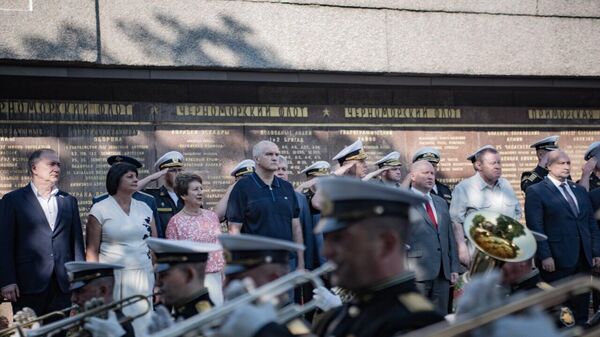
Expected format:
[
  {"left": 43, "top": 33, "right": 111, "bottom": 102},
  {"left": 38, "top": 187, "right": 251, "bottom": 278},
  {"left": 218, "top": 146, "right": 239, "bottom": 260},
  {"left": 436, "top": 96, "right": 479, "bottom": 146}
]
[
  {"left": 157, "top": 207, "right": 173, "bottom": 212},
  {"left": 536, "top": 282, "right": 553, "bottom": 291},
  {"left": 136, "top": 190, "right": 153, "bottom": 198},
  {"left": 286, "top": 319, "right": 311, "bottom": 335},
  {"left": 398, "top": 293, "right": 434, "bottom": 313},
  {"left": 195, "top": 301, "right": 212, "bottom": 314}
]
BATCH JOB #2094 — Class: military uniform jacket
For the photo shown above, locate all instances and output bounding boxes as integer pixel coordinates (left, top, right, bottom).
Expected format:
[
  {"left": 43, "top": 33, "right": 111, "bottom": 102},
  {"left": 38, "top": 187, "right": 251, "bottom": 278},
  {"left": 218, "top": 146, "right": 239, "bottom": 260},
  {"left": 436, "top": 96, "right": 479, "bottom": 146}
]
[
  {"left": 589, "top": 173, "right": 600, "bottom": 192},
  {"left": 255, "top": 273, "right": 444, "bottom": 337},
  {"left": 143, "top": 186, "right": 183, "bottom": 237},
  {"left": 521, "top": 165, "right": 548, "bottom": 193},
  {"left": 432, "top": 181, "right": 452, "bottom": 205},
  {"left": 173, "top": 288, "right": 214, "bottom": 320}
]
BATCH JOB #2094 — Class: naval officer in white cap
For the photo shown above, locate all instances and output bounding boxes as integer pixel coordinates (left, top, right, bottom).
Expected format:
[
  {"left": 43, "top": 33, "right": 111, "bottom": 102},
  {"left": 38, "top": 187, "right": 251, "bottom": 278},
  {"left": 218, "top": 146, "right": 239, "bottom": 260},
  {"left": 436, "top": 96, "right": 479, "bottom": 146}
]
[
  {"left": 362, "top": 151, "right": 403, "bottom": 186},
  {"left": 137, "top": 151, "right": 185, "bottom": 236},
  {"left": 520, "top": 135, "right": 560, "bottom": 193},
  {"left": 412, "top": 147, "right": 453, "bottom": 205},
  {"left": 332, "top": 140, "right": 368, "bottom": 178},
  {"left": 580, "top": 141, "right": 600, "bottom": 192}
]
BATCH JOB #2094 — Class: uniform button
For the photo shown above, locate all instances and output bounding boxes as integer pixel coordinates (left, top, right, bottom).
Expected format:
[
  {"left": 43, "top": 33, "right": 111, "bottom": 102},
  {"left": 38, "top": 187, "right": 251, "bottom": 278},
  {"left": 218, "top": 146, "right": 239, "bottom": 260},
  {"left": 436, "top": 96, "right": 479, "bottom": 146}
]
[
  {"left": 50, "top": 254, "right": 54, "bottom": 257},
  {"left": 348, "top": 306, "right": 360, "bottom": 317}
]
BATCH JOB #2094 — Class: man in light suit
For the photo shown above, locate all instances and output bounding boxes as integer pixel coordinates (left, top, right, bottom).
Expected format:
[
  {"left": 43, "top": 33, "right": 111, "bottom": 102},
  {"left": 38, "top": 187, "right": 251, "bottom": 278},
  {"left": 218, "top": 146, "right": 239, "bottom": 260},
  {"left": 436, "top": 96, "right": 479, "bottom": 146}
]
[
  {"left": 525, "top": 149, "right": 600, "bottom": 325},
  {"left": 0, "top": 149, "right": 84, "bottom": 318},
  {"left": 407, "top": 160, "right": 459, "bottom": 314}
]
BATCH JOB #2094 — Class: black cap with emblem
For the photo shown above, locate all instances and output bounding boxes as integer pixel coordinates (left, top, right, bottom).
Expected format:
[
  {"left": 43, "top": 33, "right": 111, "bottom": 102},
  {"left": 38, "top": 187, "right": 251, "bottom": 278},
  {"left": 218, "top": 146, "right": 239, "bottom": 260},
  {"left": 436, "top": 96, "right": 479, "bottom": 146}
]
[
  {"left": 314, "top": 176, "right": 427, "bottom": 234},
  {"left": 106, "top": 155, "right": 143, "bottom": 168},
  {"left": 146, "top": 238, "right": 222, "bottom": 273},
  {"left": 65, "top": 262, "right": 124, "bottom": 291},
  {"left": 218, "top": 234, "right": 305, "bottom": 275}
]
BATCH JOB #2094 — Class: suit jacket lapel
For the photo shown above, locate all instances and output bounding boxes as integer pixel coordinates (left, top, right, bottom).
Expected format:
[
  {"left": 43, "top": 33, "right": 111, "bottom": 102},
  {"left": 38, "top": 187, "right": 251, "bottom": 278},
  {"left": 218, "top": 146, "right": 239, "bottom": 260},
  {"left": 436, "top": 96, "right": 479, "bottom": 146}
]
[
  {"left": 432, "top": 196, "right": 446, "bottom": 232},
  {"left": 416, "top": 202, "right": 435, "bottom": 230},
  {"left": 542, "top": 179, "right": 576, "bottom": 218},
  {"left": 53, "top": 192, "right": 65, "bottom": 234},
  {"left": 22, "top": 184, "right": 52, "bottom": 230}
]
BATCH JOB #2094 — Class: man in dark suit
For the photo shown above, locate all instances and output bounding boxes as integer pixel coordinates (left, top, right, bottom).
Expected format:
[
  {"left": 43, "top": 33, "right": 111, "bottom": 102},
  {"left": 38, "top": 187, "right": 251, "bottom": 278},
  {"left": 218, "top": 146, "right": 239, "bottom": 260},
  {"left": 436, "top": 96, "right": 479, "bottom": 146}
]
[
  {"left": 525, "top": 149, "right": 600, "bottom": 325},
  {"left": 0, "top": 148, "right": 85, "bottom": 318},
  {"left": 407, "top": 160, "right": 459, "bottom": 314}
]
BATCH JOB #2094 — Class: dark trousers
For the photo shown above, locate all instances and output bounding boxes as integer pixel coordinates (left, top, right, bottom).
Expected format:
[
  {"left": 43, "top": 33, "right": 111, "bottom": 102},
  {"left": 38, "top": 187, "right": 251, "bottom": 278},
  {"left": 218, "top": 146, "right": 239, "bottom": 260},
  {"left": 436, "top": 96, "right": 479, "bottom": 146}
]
[
  {"left": 13, "top": 273, "right": 71, "bottom": 324},
  {"left": 416, "top": 267, "right": 450, "bottom": 315},
  {"left": 539, "top": 251, "right": 591, "bottom": 325}
]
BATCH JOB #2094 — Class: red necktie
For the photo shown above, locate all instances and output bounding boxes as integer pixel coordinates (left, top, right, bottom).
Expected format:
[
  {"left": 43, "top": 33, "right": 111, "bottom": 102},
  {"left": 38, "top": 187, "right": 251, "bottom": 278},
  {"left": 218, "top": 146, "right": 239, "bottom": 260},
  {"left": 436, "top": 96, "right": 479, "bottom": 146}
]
[{"left": 425, "top": 201, "right": 438, "bottom": 230}]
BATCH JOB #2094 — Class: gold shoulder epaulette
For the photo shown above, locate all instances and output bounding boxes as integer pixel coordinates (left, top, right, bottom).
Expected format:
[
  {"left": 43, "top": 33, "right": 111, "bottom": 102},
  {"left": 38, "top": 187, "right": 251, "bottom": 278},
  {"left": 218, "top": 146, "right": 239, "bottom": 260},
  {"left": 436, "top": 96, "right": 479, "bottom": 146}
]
[
  {"left": 536, "top": 282, "right": 553, "bottom": 290},
  {"left": 521, "top": 172, "right": 532, "bottom": 182},
  {"left": 195, "top": 300, "right": 212, "bottom": 314},
  {"left": 398, "top": 293, "right": 434, "bottom": 312}
]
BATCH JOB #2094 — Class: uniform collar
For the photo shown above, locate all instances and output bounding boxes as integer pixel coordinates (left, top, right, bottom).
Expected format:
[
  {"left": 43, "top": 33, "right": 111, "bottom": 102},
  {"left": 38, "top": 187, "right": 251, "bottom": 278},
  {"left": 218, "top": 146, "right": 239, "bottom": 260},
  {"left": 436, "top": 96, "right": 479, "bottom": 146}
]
[
  {"left": 353, "top": 272, "right": 416, "bottom": 304},
  {"left": 174, "top": 288, "right": 213, "bottom": 319}
]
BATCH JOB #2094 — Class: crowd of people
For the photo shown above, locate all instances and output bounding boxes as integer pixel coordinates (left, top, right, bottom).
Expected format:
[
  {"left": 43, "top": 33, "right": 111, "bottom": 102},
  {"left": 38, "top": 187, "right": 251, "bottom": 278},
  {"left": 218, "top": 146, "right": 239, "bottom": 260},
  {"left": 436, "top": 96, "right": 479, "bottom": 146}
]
[{"left": 0, "top": 135, "right": 600, "bottom": 337}]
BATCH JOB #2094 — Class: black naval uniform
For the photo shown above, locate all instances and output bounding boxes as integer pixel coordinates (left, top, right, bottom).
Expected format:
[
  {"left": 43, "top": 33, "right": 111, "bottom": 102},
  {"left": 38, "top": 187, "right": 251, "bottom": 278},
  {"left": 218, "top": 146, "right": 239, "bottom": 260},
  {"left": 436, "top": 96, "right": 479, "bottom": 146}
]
[
  {"left": 254, "top": 273, "right": 444, "bottom": 337},
  {"left": 521, "top": 165, "right": 548, "bottom": 193},
  {"left": 173, "top": 288, "right": 214, "bottom": 320},
  {"left": 432, "top": 181, "right": 452, "bottom": 205},
  {"left": 144, "top": 186, "right": 183, "bottom": 236},
  {"left": 588, "top": 173, "right": 600, "bottom": 192}
]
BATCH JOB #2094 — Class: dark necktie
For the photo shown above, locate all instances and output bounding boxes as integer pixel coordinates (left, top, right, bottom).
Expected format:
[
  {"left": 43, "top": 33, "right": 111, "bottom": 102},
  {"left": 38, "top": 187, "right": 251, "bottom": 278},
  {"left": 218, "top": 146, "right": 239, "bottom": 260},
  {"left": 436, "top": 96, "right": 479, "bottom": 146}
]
[
  {"left": 425, "top": 200, "right": 438, "bottom": 230},
  {"left": 560, "top": 183, "right": 578, "bottom": 216}
]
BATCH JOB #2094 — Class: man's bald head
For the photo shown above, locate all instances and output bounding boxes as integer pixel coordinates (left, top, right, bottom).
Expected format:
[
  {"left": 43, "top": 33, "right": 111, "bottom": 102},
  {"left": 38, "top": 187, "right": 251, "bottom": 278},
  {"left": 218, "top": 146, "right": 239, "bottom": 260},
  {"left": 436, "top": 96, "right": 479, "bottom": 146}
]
[{"left": 410, "top": 159, "right": 434, "bottom": 173}]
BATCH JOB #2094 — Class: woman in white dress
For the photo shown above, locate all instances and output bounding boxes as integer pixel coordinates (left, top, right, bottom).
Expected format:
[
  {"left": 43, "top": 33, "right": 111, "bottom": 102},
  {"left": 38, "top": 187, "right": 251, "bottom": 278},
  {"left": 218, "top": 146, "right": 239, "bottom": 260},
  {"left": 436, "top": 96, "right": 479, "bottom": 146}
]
[{"left": 86, "top": 162, "right": 157, "bottom": 335}]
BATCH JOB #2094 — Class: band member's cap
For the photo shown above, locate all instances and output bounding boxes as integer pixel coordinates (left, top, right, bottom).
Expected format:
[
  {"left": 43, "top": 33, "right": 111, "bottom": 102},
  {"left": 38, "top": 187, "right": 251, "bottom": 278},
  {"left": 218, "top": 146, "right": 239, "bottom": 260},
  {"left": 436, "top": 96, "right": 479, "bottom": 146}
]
[
  {"left": 147, "top": 238, "right": 221, "bottom": 273},
  {"left": 219, "top": 234, "right": 304, "bottom": 275},
  {"left": 65, "top": 262, "right": 124, "bottom": 291}
]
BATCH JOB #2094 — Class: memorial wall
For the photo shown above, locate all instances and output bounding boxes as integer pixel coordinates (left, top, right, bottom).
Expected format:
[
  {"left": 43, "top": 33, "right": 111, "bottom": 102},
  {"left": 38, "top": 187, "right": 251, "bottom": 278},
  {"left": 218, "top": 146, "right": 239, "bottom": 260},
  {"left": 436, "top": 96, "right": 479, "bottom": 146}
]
[{"left": 1, "top": 99, "right": 599, "bottom": 225}]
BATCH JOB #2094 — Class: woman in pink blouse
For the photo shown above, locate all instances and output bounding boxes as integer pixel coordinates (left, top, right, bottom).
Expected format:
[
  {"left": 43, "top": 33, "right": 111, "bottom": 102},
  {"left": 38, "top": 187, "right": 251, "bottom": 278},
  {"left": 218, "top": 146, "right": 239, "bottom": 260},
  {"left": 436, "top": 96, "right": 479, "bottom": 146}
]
[{"left": 166, "top": 172, "right": 225, "bottom": 305}]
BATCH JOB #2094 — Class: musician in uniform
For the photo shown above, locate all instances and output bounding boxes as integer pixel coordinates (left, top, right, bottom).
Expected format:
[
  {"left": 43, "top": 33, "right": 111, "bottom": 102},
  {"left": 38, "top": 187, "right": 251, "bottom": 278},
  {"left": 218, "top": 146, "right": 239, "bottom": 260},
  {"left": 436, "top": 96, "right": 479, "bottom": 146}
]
[
  {"left": 146, "top": 238, "right": 221, "bottom": 320},
  {"left": 216, "top": 177, "right": 444, "bottom": 337},
  {"left": 92, "top": 155, "right": 163, "bottom": 238},
  {"left": 331, "top": 140, "right": 368, "bottom": 178},
  {"left": 138, "top": 151, "right": 185, "bottom": 237},
  {"left": 520, "top": 135, "right": 560, "bottom": 193},
  {"left": 412, "top": 147, "right": 452, "bottom": 205},
  {"left": 64, "top": 261, "right": 134, "bottom": 337},
  {"left": 362, "top": 151, "right": 403, "bottom": 187}
]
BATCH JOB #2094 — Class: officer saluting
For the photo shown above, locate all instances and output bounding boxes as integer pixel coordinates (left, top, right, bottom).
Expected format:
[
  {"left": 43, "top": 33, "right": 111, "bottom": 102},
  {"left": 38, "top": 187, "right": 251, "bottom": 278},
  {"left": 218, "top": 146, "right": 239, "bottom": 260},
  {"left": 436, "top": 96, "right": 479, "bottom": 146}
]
[
  {"left": 520, "top": 135, "right": 560, "bottom": 193},
  {"left": 363, "top": 151, "right": 403, "bottom": 187},
  {"left": 412, "top": 147, "right": 452, "bottom": 205},
  {"left": 216, "top": 177, "right": 444, "bottom": 337},
  {"left": 140, "top": 151, "right": 185, "bottom": 236},
  {"left": 332, "top": 140, "right": 368, "bottom": 178},
  {"left": 298, "top": 160, "right": 331, "bottom": 214}
]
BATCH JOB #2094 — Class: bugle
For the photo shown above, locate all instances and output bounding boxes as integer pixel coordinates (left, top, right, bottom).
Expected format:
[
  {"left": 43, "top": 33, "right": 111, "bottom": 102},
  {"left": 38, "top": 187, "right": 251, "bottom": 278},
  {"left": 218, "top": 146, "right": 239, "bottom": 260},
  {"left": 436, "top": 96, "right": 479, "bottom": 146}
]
[
  {"left": 26, "top": 294, "right": 151, "bottom": 337},
  {"left": 403, "top": 275, "right": 600, "bottom": 337},
  {"left": 151, "top": 261, "right": 337, "bottom": 337},
  {"left": 0, "top": 305, "right": 78, "bottom": 337}
]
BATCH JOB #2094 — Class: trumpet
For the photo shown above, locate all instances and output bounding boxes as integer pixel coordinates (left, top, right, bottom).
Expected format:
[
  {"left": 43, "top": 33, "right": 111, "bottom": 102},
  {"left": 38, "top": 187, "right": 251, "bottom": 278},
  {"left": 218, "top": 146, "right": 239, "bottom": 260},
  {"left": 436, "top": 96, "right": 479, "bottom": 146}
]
[
  {"left": 404, "top": 275, "right": 600, "bottom": 337},
  {"left": 26, "top": 294, "right": 151, "bottom": 337},
  {"left": 151, "top": 261, "right": 337, "bottom": 337},
  {"left": 0, "top": 305, "right": 78, "bottom": 337}
]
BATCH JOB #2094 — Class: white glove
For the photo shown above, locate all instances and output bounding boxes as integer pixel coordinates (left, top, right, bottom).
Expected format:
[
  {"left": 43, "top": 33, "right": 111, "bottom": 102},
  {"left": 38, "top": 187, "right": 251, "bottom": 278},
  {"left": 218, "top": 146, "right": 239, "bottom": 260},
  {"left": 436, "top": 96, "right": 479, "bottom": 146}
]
[
  {"left": 455, "top": 270, "right": 505, "bottom": 319},
  {"left": 312, "top": 286, "right": 342, "bottom": 311},
  {"left": 83, "top": 310, "right": 125, "bottom": 337},
  {"left": 223, "top": 278, "right": 255, "bottom": 301},
  {"left": 216, "top": 302, "right": 277, "bottom": 337},
  {"left": 146, "top": 305, "right": 174, "bottom": 335}
]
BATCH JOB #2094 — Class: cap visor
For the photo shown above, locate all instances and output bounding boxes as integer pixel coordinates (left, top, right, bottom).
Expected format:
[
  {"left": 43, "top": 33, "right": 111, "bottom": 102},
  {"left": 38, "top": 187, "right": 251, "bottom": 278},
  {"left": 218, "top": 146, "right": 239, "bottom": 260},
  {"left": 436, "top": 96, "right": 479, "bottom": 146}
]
[{"left": 314, "top": 218, "right": 348, "bottom": 234}]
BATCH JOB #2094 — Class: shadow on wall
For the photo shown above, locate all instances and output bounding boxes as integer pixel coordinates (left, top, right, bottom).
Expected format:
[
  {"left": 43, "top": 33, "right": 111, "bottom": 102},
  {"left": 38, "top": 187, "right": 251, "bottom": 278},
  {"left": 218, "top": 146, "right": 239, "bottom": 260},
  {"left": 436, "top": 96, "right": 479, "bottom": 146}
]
[
  {"left": 115, "top": 13, "right": 287, "bottom": 68},
  {"left": 0, "top": 22, "right": 115, "bottom": 63}
]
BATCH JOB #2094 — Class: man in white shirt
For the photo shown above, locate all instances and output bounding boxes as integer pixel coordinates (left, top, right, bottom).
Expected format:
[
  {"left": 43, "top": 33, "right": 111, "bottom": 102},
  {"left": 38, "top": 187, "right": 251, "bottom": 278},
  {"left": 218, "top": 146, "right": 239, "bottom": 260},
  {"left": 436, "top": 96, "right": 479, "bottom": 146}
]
[
  {"left": 407, "top": 160, "right": 459, "bottom": 314},
  {"left": 449, "top": 146, "right": 521, "bottom": 267},
  {"left": 0, "top": 148, "right": 84, "bottom": 319}
]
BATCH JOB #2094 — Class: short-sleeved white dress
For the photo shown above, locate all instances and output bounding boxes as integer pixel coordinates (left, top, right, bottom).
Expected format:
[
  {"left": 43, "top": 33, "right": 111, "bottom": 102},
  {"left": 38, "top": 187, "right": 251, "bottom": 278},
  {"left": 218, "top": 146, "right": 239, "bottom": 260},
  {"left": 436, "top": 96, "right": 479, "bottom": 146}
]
[{"left": 89, "top": 196, "right": 154, "bottom": 335}]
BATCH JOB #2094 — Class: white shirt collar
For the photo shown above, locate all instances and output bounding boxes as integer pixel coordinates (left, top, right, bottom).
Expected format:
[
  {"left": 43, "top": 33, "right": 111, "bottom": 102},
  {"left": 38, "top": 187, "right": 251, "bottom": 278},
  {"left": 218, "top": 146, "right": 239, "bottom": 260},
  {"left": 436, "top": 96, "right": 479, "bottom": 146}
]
[
  {"left": 30, "top": 182, "right": 59, "bottom": 198},
  {"left": 546, "top": 174, "right": 567, "bottom": 188}
]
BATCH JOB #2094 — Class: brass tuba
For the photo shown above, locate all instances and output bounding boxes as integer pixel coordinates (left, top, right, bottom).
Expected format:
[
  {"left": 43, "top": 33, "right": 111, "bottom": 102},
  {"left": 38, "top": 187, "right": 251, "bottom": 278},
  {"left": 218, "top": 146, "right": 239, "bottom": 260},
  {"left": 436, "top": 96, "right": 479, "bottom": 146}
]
[{"left": 462, "top": 210, "right": 537, "bottom": 281}]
